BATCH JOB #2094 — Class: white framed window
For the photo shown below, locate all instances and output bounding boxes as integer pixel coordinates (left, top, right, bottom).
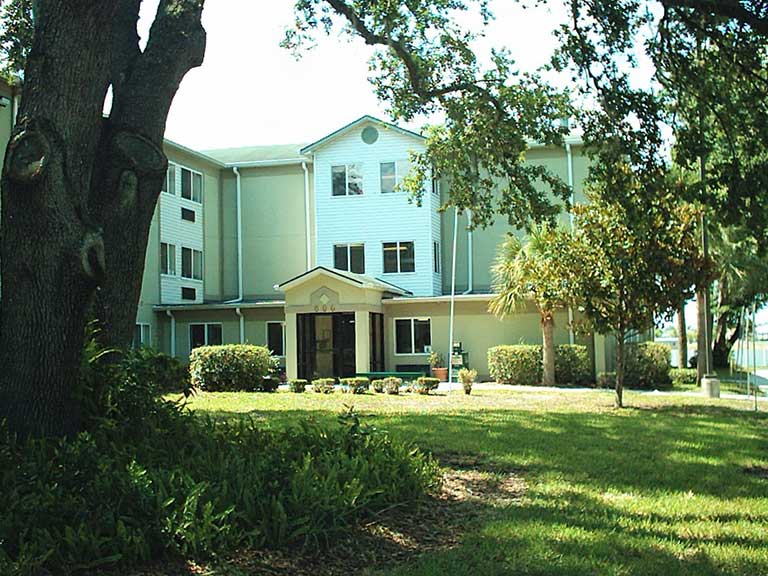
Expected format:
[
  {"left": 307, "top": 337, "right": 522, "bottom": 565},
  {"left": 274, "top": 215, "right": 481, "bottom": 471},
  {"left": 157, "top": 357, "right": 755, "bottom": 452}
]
[
  {"left": 334, "top": 243, "right": 365, "bottom": 274},
  {"left": 180, "top": 166, "right": 203, "bottom": 203},
  {"left": 383, "top": 241, "right": 415, "bottom": 273},
  {"left": 380, "top": 160, "right": 410, "bottom": 194},
  {"left": 433, "top": 241, "right": 441, "bottom": 273},
  {"left": 190, "top": 323, "right": 223, "bottom": 349},
  {"left": 394, "top": 318, "right": 432, "bottom": 355},
  {"left": 431, "top": 175, "right": 441, "bottom": 196},
  {"left": 181, "top": 247, "right": 203, "bottom": 280},
  {"left": 266, "top": 321, "right": 286, "bottom": 357},
  {"left": 162, "top": 163, "right": 176, "bottom": 195},
  {"left": 132, "top": 323, "right": 151, "bottom": 349},
  {"left": 331, "top": 164, "right": 363, "bottom": 196},
  {"left": 160, "top": 242, "right": 176, "bottom": 275}
]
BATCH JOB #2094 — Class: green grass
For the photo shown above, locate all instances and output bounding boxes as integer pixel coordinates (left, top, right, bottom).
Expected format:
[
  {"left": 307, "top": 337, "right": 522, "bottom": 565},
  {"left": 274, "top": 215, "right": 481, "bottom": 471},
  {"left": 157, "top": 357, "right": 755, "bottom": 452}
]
[{"left": 181, "top": 388, "right": 768, "bottom": 576}]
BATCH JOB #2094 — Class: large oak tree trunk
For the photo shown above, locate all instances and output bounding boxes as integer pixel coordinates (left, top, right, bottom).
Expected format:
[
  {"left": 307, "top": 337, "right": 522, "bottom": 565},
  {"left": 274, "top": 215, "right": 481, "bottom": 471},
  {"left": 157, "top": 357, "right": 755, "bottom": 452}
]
[
  {"left": 0, "top": 0, "right": 206, "bottom": 438},
  {"left": 541, "top": 313, "right": 555, "bottom": 386}
]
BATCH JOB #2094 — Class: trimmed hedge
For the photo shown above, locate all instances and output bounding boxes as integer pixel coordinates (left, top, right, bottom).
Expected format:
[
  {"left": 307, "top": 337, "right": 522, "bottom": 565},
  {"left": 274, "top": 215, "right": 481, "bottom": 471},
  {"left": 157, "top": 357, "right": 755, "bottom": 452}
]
[
  {"left": 371, "top": 379, "right": 385, "bottom": 393},
  {"left": 671, "top": 368, "right": 697, "bottom": 387},
  {"left": 488, "top": 344, "right": 592, "bottom": 386},
  {"left": 413, "top": 377, "right": 440, "bottom": 395},
  {"left": 312, "top": 378, "right": 336, "bottom": 394},
  {"left": 383, "top": 377, "right": 402, "bottom": 395},
  {"left": 289, "top": 379, "right": 308, "bottom": 393},
  {"left": 189, "top": 345, "right": 274, "bottom": 392},
  {"left": 341, "top": 377, "right": 369, "bottom": 394},
  {"left": 624, "top": 342, "right": 672, "bottom": 390}
]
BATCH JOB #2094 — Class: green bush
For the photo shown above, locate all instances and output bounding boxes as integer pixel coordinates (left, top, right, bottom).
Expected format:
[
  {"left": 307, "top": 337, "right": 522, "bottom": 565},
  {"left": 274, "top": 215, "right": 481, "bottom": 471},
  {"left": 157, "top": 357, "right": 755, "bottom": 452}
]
[
  {"left": 488, "top": 345, "right": 542, "bottom": 385},
  {"left": 554, "top": 345, "right": 593, "bottom": 387},
  {"left": 670, "top": 368, "right": 698, "bottom": 388},
  {"left": 289, "top": 379, "right": 308, "bottom": 393},
  {"left": 189, "top": 345, "right": 274, "bottom": 392},
  {"left": 122, "top": 347, "right": 190, "bottom": 393},
  {"left": 412, "top": 377, "right": 440, "bottom": 395},
  {"left": 312, "top": 378, "right": 336, "bottom": 394},
  {"left": 488, "top": 344, "right": 593, "bottom": 387},
  {"left": 0, "top": 376, "right": 439, "bottom": 575},
  {"left": 624, "top": 342, "right": 672, "bottom": 390},
  {"left": 596, "top": 371, "right": 616, "bottom": 389},
  {"left": 383, "top": 377, "right": 402, "bottom": 395},
  {"left": 371, "top": 379, "right": 385, "bottom": 393},
  {"left": 340, "top": 377, "right": 369, "bottom": 394}
]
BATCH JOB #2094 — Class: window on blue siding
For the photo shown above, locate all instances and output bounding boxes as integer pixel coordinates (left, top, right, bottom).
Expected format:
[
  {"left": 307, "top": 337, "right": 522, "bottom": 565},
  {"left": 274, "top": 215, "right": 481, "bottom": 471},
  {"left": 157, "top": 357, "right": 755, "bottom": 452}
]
[
  {"left": 334, "top": 244, "right": 365, "bottom": 274},
  {"left": 180, "top": 167, "right": 203, "bottom": 203},
  {"left": 162, "top": 164, "right": 176, "bottom": 195},
  {"left": 181, "top": 247, "right": 203, "bottom": 280},
  {"left": 331, "top": 164, "right": 363, "bottom": 196},
  {"left": 433, "top": 242, "right": 441, "bottom": 273},
  {"left": 380, "top": 162, "right": 396, "bottom": 194},
  {"left": 383, "top": 241, "right": 415, "bottom": 273}
]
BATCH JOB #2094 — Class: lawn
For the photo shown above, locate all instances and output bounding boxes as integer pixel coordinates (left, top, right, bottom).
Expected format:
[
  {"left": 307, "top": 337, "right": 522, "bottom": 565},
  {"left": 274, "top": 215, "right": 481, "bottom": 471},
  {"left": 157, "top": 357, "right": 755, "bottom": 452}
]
[{"left": 182, "top": 388, "right": 768, "bottom": 576}]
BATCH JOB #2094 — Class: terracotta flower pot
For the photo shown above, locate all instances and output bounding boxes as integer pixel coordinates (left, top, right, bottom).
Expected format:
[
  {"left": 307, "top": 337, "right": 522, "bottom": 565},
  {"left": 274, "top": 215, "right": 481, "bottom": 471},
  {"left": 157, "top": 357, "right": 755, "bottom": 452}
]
[{"left": 432, "top": 367, "right": 448, "bottom": 381}]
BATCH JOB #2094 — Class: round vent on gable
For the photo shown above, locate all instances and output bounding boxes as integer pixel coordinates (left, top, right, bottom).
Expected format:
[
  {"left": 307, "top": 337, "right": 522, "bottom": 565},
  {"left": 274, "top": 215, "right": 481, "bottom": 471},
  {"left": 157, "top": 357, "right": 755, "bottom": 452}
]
[{"left": 361, "top": 126, "right": 379, "bottom": 145}]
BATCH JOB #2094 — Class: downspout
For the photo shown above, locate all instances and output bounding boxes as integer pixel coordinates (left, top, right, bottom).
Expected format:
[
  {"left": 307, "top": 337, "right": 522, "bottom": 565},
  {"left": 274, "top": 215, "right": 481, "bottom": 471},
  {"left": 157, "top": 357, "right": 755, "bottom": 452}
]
[
  {"left": 302, "top": 161, "right": 311, "bottom": 270},
  {"left": 462, "top": 209, "right": 473, "bottom": 295},
  {"left": 448, "top": 207, "right": 460, "bottom": 389},
  {"left": 235, "top": 307, "right": 244, "bottom": 344},
  {"left": 233, "top": 167, "right": 244, "bottom": 301},
  {"left": 565, "top": 142, "right": 576, "bottom": 346},
  {"left": 165, "top": 310, "right": 176, "bottom": 358}
]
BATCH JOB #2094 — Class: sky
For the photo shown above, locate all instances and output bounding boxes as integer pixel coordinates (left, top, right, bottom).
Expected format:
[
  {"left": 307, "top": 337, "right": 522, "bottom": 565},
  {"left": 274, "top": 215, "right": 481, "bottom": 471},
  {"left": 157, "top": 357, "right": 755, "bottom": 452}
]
[{"left": 137, "top": 0, "right": 570, "bottom": 151}]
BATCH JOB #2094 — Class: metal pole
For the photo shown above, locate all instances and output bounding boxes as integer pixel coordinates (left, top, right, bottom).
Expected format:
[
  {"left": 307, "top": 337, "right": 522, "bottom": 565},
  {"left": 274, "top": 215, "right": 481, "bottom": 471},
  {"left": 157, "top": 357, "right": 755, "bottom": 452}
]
[{"left": 448, "top": 207, "right": 459, "bottom": 390}]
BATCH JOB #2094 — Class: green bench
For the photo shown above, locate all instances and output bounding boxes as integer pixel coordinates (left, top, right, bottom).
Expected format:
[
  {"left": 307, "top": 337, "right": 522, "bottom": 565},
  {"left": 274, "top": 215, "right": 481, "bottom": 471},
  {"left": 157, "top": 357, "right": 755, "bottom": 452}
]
[{"left": 356, "top": 371, "right": 426, "bottom": 381}]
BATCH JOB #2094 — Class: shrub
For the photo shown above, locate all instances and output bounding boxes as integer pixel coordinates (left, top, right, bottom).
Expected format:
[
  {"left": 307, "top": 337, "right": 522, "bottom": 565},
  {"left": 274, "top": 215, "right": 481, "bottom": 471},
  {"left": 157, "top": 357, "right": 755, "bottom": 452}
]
[
  {"left": 189, "top": 345, "right": 274, "bottom": 392},
  {"left": 554, "top": 345, "right": 593, "bottom": 387},
  {"left": 312, "top": 378, "right": 336, "bottom": 394},
  {"left": 289, "top": 379, "right": 307, "bottom": 393},
  {"left": 371, "top": 379, "right": 385, "bottom": 393},
  {"left": 412, "top": 377, "right": 440, "bottom": 395},
  {"left": 458, "top": 367, "right": 477, "bottom": 395},
  {"left": 122, "top": 347, "right": 190, "bottom": 393},
  {"left": 488, "top": 345, "right": 541, "bottom": 385},
  {"left": 383, "top": 377, "right": 402, "bottom": 395},
  {"left": 597, "top": 371, "right": 616, "bottom": 389},
  {"left": 428, "top": 351, "right": 444, "bottom": 368},
  {"left": 670, "top": 368, "right": 697, "bottom": 388},
  {"left": 340, "top": 377, "right": 369, "bottom": 394},
  {"left": 624, "top": 342, "right": 672, "bottom": 390}
]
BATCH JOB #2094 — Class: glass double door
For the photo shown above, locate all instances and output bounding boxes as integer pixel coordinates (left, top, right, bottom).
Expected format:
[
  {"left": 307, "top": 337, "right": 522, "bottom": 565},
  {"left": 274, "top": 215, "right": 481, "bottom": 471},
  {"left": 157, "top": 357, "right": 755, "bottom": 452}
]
[{"left": 297, "top": 313, "right": 356, "bottom": 380}]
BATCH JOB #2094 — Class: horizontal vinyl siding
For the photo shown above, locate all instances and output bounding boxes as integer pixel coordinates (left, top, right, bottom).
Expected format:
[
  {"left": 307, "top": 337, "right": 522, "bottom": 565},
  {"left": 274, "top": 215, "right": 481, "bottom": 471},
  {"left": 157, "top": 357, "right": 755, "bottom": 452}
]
[{"left": 313, "top": 122, "right": 439, "bottom": 296}]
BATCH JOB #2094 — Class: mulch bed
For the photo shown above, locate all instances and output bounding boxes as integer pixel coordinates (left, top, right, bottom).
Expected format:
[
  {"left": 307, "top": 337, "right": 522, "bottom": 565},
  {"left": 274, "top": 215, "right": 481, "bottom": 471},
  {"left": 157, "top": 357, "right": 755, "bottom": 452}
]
[{"left": 121, "top": 454, "right": 525, "bottom": 576}]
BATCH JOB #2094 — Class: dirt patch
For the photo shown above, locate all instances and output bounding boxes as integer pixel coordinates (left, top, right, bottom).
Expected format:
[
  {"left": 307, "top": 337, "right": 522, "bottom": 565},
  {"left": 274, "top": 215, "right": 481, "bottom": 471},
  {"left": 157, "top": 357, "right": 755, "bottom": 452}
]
[{"left": 119, "top": 458, "right": 525, "bottom": 576}]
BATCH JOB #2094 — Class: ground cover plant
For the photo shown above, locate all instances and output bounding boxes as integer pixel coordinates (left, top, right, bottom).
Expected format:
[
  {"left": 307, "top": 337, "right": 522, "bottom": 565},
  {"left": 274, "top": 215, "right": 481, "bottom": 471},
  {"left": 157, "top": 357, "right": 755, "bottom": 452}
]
[{"left": 184, "top": 387, "right": 768, "bottom": 576}]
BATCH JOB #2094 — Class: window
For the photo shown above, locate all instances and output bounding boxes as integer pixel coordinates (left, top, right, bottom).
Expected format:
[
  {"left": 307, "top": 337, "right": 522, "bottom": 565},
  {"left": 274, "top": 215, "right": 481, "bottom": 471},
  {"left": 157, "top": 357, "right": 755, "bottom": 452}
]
[
  {"left": 266, "top": 321, "right": 286, "bottom": 356},
  {"left": 132, "top": 323, "right": 151, "bottom": 349},
  {"left": 160, "top": 242, "right": 176, "bottom": 275},
  {"left": 334, "top": 243, "right": 365, "bottom": 274},
  {"left": 331, "top": 164, "right": 363, "bottom": 196},
  {"left": 181, "top": 247, "right": 203, "bottom": 280},
  {"left": 162, "top": 164, "right": 176, "bottom": 195},
  {"left": 190, "top": 323, "right": 223, "bottom": 349},
  {"left": 431, "top": 176, "right": 440, "bottom": 196},
  {"left": 383, "top": 241, "right": 415, "bottom": 273},
  {"left": 180, "top": 167, "right": 202, "bottom": 202},
  {"left": 380, "top": 162, "right": 396, "bottom": 194},
  {"left": 181, "top": 207, "right": 196, "bottom": 222},
  {"left": 181, "top": 287, "right": 196, "bottom": 300},
  {"left": 433, "top": 241, "right": 441, "bottom": 273},
  {"left": 394, "top": 318, "right": 431, "bottom": 354}
]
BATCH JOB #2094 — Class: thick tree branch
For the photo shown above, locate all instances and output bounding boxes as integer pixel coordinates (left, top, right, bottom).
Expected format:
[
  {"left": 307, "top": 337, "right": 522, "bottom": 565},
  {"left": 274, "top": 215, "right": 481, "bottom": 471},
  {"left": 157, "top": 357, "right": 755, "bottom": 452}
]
[{"left": 660, "top": 0, "right": 768, "bottom": 36}]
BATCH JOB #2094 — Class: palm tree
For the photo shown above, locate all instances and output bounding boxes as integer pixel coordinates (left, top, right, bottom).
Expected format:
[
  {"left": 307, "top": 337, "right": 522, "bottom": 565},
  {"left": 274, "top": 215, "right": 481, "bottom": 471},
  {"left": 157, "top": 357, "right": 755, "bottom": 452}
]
[{"left": 490, "top": 227, "right": 573, "bottom": 386}]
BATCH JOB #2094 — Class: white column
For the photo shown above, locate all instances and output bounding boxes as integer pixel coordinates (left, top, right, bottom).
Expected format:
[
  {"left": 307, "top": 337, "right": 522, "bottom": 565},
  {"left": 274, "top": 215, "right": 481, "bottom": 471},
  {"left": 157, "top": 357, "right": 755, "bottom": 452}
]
[
  {"left": 354, "top": 310, "right": 370, "bottom": 374},
  {"left": 285, "top": 311, "right": 298, "bottom": 380}
]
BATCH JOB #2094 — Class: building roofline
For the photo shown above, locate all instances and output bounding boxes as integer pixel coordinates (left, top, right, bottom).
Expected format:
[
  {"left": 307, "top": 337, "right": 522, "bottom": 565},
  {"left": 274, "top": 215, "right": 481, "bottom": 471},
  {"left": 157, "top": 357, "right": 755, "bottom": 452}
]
[
  {"left": 164, "top": 139, "right": 226, "bottom": 168},
  {"left": 277, "top": 266, "right": 412, "bottom": 296},
  {"left": 385, "top": 293, "right": 494, "bottom": 304},
  {"left": 153, "top": 300, "right": 286, "bottom": 312},
  {"left": 300, "top": 115, "right": 425, "bottom": 155},
  {"left": 224, "top": 157, "right": 311, "bottom": 168}
]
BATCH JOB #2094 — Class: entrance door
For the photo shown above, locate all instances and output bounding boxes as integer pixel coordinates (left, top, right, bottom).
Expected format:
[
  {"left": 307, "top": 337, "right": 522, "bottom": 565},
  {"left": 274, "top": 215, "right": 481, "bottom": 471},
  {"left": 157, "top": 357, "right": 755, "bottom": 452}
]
[{"left": 297, "top": 313, "right": 356, "bottom": 380}]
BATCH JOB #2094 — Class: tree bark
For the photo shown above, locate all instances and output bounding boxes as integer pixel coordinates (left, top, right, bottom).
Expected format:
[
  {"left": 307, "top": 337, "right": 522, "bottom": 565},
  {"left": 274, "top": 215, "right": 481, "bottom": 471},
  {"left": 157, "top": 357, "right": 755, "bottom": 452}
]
[
  {"left": 541, "top": 312, "right": 555, "bottom": 386},
  {"left": 676, "top": 303, "right": 688, "bottom": 368},
  {"left": 615, "top": 331, "right": 625, "bottom": 408},
  {"left": 0, "top": 0, "right": 206, "bottom": 437}
]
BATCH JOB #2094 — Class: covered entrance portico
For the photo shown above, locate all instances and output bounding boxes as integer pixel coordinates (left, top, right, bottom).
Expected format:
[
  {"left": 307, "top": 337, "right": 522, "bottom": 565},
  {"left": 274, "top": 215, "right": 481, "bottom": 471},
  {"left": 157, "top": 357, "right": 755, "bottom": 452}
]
[{"left": 277, "top": 267, "right": 408, "bottom": 380}]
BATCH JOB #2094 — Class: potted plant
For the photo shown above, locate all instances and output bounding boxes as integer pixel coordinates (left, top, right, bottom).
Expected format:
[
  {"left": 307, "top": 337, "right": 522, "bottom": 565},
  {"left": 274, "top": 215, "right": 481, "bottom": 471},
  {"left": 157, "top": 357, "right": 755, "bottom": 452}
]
[
  {"left": 458, "top": 368, "right": 477, "bottom": 395},
  {"left": 429, "top": 351, "right": 448, "bottom": 382}
]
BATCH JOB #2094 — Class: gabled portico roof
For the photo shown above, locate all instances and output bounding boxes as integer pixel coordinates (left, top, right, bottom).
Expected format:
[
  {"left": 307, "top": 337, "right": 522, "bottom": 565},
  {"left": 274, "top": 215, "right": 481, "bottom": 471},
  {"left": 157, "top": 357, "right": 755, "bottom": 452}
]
[
  {"left": 277, "top": 266, "right": 412, "bottom": 296},
  {"left": 299, "top": 115, "right": 425, "bottom": 155}
]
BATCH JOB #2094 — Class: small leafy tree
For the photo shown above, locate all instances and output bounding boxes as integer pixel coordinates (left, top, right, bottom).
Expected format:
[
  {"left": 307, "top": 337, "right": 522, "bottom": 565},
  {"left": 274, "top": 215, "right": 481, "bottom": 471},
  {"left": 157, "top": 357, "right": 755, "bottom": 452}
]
[
  {"left": 568, "top": 175, "right": 700, "bottom": 407},
  {"left": 490, "top": 226, "right": 574, "bottom": 387}
]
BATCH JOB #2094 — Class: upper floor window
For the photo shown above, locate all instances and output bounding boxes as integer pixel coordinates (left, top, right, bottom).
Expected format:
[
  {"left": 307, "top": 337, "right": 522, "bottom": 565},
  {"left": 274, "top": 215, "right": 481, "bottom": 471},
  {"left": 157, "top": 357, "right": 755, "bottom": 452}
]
[
  {"left": 334, "top": 243, "right": 365, "bottom": 274},
  {"left": 433, "top": 241, "right": 441, "bottom": 274},
  {"left": 332, "top": 164, "right": 363, "bottom": 196},
  {"left": 160, "top": 242, "right": 176, "bottom": 275},
  {"left": 162, "top": 164, "right": 176, "bottom": 195},
  {"left": 380, "top": 160, "right": 411, "bottom": 194},
  {"left": 190, "top": 323, "right": 222, "bottom": 349},
  {"left": 181, "top": 167, "right": 203, "bottom": 203},
  {"left": 267, "top": 321, "right": 286, "bottom": 357},
  {"left": 383, "top": 241, "right": 415, "bottom": 273},
  {"left": 431, "top": 176, "right": 441, "bottom": 196},
  {"left": 181, "top": 247, "right": 203, "bottom": 280}
]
